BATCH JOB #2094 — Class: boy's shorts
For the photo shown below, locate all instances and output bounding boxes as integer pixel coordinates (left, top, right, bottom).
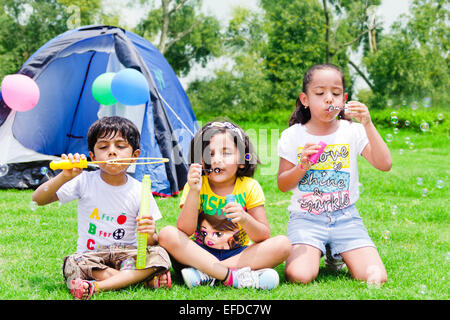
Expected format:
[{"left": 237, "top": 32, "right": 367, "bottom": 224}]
[
  {"left": 62, "top": 245, "right": 171, "bottom": 285},
  {"left": 286, "top": 204, "right": 375, "bottom": 259}
]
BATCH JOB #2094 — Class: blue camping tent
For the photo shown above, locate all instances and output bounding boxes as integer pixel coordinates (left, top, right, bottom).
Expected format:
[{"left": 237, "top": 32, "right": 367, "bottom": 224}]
[{"left": 0, "top": 25, "right": 198, "bottom": 196}]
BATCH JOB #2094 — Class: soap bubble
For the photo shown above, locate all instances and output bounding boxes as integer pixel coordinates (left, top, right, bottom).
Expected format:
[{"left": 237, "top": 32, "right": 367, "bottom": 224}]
[
  {"left": 416, "top": 177, "right": 423, "bottom": 185},
  {"left": 358, "top": 182, "right": 364, "bottom": 194},
  {"left": 404, "top": 120, "right": 410, "bottom": 127},
  {"left": 0, "top": 163, "right": 8, "bottom": 177},
  {"left": 393, "top": 128, "right": 399, "bottom": 134},
  {"left": 404, "top": 137, "right": 411, "bottom": 144},
  {"left": 383, "top": 230, "right": 391, "bottom": 240},
  {"left": 391, "top": 205, "right": 398, "bottom": 215},
  {"left": 419, "top": 284, "right": 427, "bottom": 295},
  {"left": 40, "top": 167, "right": 48, "bottom": 175},
  {"left": 420, "top": 122, "right": 430, "bottom": 132},
  {"left": 437, "top": 113, "right": 444, "bottom": 121},
  {"left": 385, "top": 134, "right": 393, "bottom": 142},
  {"left": 391, "top": 116, "right": 399, "bottom": 125},
  {"left": 387, "top": 99, "right": 393, "bottom": 107},
  {"left": 399, "top": 149, "right": 404, "bottom": 155},
  {"left": 34, "top": 179, "right": 40, "bottom": 184},
  {"left": 390, "top": 111, "right": 398, "bottom": 117},
  {"left": 30, "top": 201, "right": 38, "bottom": 211},
  {"left": 422, "top": 188, "right": 428, "bottom": 197},
  {"left": 408, "top": 142, "right": 415, "bottom": 150},
  {"left": 411, "top": 101, "right": 418, "bottom": 110},
  {"left": 422, "top": 97, "right": 431, "bottom": 108},
  {"left": 436, "top": 179, "right": 445, "bottom": 189}
]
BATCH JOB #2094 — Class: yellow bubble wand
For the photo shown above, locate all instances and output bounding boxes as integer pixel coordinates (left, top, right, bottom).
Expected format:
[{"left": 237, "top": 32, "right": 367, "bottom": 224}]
[
  {"left": 136, "top": 174, "right": 151, "bottom": 269},
  {"left": 49, "top": 157, "right": 168, "bottom": 170}
]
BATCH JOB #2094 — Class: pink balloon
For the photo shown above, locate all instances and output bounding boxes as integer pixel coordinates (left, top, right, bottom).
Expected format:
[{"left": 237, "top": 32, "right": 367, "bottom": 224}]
[{"left": 1, "top": 74, "right": 40, "bottom": 112}]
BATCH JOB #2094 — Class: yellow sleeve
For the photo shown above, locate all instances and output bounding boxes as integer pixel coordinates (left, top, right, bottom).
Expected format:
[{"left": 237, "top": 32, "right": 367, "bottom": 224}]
[{"left": 244, "top": 178, "right": 265, "bottom": 210}]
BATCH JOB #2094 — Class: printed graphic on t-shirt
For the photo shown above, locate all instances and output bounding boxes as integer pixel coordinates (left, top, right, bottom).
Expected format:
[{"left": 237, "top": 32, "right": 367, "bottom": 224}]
[
  {"left": 86, "top": 207, "right": 129, "bottom": 251},
  {"left": 193, "top": 193, "right": 249, "bottom": 248},
  {"left": 297, "top": 144, "right": 351, "bottom": 214}
]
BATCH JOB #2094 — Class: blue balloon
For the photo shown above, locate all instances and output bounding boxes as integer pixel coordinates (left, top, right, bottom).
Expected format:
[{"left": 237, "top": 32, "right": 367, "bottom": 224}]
[{"left": 110, "top": 68, "right": 150, "bottom": 105}]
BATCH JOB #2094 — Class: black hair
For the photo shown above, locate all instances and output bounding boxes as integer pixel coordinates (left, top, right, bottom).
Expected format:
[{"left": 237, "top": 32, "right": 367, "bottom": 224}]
[
  {"left": 289, "top": 63, "right": 349, "bottom": 126},
  {"left": 87, "top": 116, "right": 140, "bottom": 153},
  {"left": 188, "top": 119, "right": 259, "bottom": 178}
]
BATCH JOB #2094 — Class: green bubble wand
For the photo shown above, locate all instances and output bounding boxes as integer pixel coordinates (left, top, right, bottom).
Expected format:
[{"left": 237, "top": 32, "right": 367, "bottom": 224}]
[{"left": 136, "top": 174, "right": 151, "bottom": 269}]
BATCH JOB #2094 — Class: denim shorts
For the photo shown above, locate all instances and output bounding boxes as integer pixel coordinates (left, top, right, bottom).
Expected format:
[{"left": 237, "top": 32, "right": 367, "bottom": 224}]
[{"left": 286, "top": 204, "right": 375, "bottom": 259}]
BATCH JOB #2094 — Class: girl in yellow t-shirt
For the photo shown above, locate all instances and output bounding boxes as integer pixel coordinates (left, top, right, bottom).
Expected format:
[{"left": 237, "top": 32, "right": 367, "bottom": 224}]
[{"left": 158, "top": 120, "right": 291, "bottom": 290}]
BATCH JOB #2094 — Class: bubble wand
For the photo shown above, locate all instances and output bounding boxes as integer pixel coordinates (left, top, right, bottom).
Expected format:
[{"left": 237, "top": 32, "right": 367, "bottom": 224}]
[
  {"left": 49, "top": 157, "right": 169, "bottom": 170},
  {"left": 136, "top": 174, "right": 151, "bottom": 269},
  {"left": 328, "top": 104, "right": 349, "bottom": 111},
  {"left": 299, "top": 141, "right": 327, "bottom": 170}
]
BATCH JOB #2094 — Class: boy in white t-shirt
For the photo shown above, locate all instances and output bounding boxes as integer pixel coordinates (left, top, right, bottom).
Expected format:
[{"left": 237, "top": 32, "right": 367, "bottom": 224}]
[{"left": 32, "top": 116, "right": 171, "bottom": 299}]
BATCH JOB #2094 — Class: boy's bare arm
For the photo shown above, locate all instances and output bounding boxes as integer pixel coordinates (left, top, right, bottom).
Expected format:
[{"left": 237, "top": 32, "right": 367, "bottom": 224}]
[
  {"left": 137, "top": 215, "right": 158, "bottom": 245},
  {"left": 32, "top": 153, "right": 85, "bottom": 205},
  {"left": 32, "top": 172, "right": 72, "bottom": 205}
]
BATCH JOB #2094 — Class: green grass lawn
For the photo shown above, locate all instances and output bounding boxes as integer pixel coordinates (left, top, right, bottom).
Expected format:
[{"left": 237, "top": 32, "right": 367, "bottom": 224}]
[{"left": 0, "top": 119, "right": 448, "bottom": 300}]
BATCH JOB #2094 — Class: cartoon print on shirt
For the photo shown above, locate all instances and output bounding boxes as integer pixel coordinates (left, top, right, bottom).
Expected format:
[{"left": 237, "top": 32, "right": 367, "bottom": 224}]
[
  {"left": 117, "top": 213, "right": 127, "bottom": 225},
  {"left": 86, "top": 208, "right": 129, "bottom": 250},
  {"left": 193, "top": 192, "right": 250, "bottom": 248},
  {"left": 113, "top": 228, "right": 125, "bottom": 240},
  {"left": 297, "top": 144, "right": 351, "bottom": 214}
]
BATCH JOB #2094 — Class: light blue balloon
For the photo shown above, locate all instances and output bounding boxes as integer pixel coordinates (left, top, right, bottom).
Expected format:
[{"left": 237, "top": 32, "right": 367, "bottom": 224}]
[{"left": 111, "top": 68, "right": 150, "bottom": 105}]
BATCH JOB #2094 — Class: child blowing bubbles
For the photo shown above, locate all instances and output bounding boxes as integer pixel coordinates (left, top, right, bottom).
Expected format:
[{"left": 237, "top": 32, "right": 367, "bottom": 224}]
[
  {"left": 158, "top": 120, "right": 291, "bottom": 290},
  {"left": 277, "top": 64, "right": 391, "bottom": 285},
  {"left": 32, "top": 116, "right": 171, "bottom": 300}
]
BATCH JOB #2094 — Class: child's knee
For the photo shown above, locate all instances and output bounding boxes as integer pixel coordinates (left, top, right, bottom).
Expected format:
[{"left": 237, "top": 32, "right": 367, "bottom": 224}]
[
  {"left": 272, "top": 235, "right": 292, "bottom": 259},
  {"left": 158, "top": 226, "right": 180, "bottom": 248},
  {"left": 285, "top": 263, "right": 318, "bottom": 284},
  {"left": 285, "top": 267, "right": 318, "bottom": 284},
  {"left": 63, "top": 255, "right": 88, "bottom": 285}
]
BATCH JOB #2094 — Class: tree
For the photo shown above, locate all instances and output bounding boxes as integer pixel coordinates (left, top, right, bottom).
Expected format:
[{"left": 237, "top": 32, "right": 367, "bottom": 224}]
[
  {"left": 363, "top": 0, "right": 449, "bottom": 108},
  {"left": 0, "top": 0, "right": 67, "bottom": 77},
  {"left": 321, "top": 0, "right": 382, "bottom": 91},
  {"left": 0, "top": 0, "right": 116, "bottom": 78},
  {"left": 134, "top": 0, "right": 222, "bottom": 76},
  {"left": 261, "top": 0, "right": 348, "bottom": 110},
  {"left": 187, "top": 7, "right": 271, "bottom": 120}
]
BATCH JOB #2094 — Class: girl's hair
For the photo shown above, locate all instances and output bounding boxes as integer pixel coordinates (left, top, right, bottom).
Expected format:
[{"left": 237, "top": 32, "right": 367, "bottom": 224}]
[
  {"left": 289, "top": 63, "right": 348, "bottom": 126},
  {"left": 87, "top": 116, "right": 140, "bottom": 153},
  {"left": 188, "top": 119, "right": 259, "bottom": 178}
]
